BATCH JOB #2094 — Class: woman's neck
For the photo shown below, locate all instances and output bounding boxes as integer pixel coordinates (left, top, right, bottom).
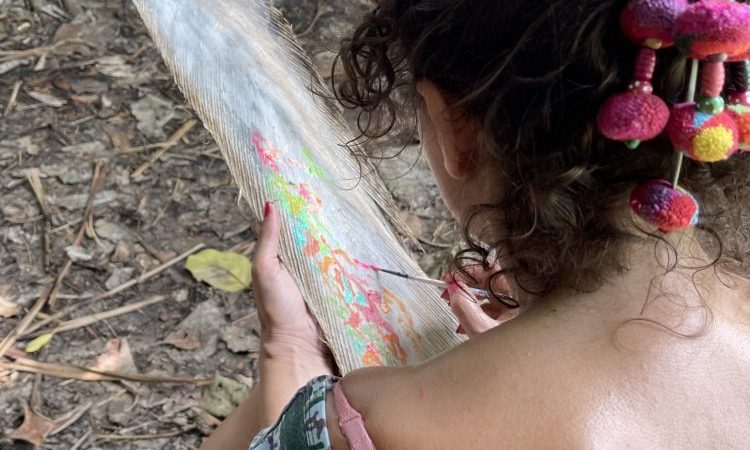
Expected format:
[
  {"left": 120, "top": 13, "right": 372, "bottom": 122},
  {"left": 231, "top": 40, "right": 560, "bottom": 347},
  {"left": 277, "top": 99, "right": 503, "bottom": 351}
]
[{"left": 517, "top": 230, "right": 749, "bottom": 339}]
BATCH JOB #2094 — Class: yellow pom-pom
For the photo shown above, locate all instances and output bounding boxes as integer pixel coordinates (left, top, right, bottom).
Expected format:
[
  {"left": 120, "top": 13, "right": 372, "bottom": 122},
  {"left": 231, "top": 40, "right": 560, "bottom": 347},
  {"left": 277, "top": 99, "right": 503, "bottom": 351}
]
[{"left": 692, "top": 125, "right": 735, "bottom": 162}]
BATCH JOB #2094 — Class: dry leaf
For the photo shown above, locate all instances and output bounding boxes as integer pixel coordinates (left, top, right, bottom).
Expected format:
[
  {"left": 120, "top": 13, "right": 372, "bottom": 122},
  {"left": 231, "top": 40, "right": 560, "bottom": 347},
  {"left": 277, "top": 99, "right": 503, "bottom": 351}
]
[
  {"left": 185, "top": 249, "right": 252, "bottom": 293},
  {"left": 0, "top": 293, "right": 19, "bottom": 318},
  {"left": 27, "top": 91, "right": 67, "bottom": 107},
  {"left": 8, "top": 401, "right": 92, "bottom": 448},
  {"left": 90, "top": 338, "right": 138, "bottom": 374},
  {"left": 8, "top": 402, "right": 57, "bottom": 448},
  {"left": 25, "top": 333, "right": 54, "bottom": 353},
  {"left": 163, "top": 328, "right": 202, "bottom": 351},
  {"left": 199, "top": 376, "right": 250, "bottom": 418}
]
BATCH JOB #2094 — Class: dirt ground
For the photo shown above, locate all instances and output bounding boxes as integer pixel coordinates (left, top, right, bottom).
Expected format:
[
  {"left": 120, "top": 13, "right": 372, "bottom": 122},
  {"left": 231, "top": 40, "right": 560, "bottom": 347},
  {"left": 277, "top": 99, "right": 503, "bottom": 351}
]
[{"left": 0, "top": 1, "right": 456, "bottom": 448}]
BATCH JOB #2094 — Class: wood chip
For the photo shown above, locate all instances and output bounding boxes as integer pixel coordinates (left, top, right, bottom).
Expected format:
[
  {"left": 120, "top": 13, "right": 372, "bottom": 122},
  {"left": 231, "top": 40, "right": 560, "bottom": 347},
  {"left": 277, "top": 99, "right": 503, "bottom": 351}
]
[{"left": 27, "top": 91, "right": 67, "bottom": 107}]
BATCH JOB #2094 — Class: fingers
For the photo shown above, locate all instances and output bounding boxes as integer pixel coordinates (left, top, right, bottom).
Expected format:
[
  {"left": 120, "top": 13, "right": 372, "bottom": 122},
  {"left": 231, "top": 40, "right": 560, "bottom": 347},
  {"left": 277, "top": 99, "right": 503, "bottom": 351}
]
[
  {"left": 448, "top": 282, "right": 500, "bottom": 338},
  {"left": 446, "top": 262, "right": 511, "bottom": 297},
  {"left": 254, "top": 202, "right": 281, "bottom": 272}
]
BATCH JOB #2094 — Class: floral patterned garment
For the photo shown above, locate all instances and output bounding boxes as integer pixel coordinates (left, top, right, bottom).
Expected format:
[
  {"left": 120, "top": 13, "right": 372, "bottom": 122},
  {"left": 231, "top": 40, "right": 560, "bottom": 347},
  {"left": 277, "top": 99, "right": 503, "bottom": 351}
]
[{"left": 249, "top": 376, "right": 339, "bottom": 450}]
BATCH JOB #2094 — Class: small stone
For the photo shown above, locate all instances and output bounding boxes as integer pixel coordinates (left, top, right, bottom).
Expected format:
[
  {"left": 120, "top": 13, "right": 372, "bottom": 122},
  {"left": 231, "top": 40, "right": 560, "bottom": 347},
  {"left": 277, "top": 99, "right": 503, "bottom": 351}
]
[
  {"left": 111, "top": 241, "right": 133, "bottom": 263},
  {"left": 172, "top": 289, "right": 189, "bottom": 303},
  {"left": 220, "top": 324, "right": 261, "bottom": 354},
  {"left": 105, "top": 267, "right": 135, "bottom": 290},
  {"left": 177, "top": 300, "right": 226, "bottom": 334},
  {"left": 106, "top": 398, "right": 132, "bottom": 425},
  {"left": 94, "top": 219, "right": 132, "bottom": 242},
  {"left": 130, "top": 94, "right": 183, "bottom": 140},
  {"left": 65, "top": 245, "right": 93, "bottom": 262}
]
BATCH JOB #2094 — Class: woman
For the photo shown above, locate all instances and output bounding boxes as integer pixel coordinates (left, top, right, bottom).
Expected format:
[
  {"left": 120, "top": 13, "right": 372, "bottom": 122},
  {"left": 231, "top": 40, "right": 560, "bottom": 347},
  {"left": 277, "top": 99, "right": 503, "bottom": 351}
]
[{"left": 204, "top": 0, "right": 750, "bottom": 448}]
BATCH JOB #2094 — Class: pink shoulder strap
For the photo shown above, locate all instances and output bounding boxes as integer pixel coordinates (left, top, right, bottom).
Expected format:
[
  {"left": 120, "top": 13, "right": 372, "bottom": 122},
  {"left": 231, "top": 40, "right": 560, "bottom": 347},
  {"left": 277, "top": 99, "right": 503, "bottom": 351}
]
[{"left": 332, "top": 381, "right": 377, "bottom": 450}]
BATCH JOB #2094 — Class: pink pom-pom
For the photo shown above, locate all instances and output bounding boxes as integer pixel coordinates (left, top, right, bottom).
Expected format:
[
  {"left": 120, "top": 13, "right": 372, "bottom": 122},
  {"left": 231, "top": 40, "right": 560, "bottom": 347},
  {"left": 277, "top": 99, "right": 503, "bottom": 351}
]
[
  {"left": 666, "top": 103, "right": 740, "bottom": 161},
  {"left": 674, "top": 0, "right": 750, "bottom": 59},
  {"left": 630, "top": 180, "right": 699, "bottom": 232},
  {"left": 598, "top": 92, "right": 670, "bottom": 146},
  {"left": 620, "top": 0, "right": 689, "bottom": 47}
]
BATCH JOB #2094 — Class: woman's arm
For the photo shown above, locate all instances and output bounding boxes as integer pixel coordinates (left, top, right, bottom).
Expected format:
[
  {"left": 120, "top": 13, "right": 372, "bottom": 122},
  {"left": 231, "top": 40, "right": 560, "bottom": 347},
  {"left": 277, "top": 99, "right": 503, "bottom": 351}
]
[{"left": 201, "top": 203, "right": 333, "bottom": 450}]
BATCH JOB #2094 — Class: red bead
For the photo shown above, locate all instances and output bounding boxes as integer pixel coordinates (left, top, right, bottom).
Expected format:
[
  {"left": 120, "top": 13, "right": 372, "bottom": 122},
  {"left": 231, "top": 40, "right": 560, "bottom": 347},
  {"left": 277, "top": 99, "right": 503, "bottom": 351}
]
[
  {"left": 634, "top": 48, "right": 657, "bottom": 82},
  {"left": 701, "top": 60, "right": 725, "bottom": 99}
]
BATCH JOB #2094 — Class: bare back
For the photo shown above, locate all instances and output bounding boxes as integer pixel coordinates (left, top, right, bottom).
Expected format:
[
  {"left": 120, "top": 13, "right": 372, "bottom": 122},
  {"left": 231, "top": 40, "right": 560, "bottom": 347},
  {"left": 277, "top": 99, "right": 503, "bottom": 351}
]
[{"left": 340, "top": 271, "right": 750, "bottom": 449}]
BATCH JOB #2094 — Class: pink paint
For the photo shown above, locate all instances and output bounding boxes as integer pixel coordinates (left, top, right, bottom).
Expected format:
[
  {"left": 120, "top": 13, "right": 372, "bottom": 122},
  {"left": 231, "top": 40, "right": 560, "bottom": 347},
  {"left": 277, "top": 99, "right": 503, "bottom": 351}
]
[
  {"left": 354, "top": 259, "right": 381, "bottom": 271},
  {"left": 252, "top": 131, "right": 280, "bottom": 173},
  {"left": 298, "top": 183, "right": 315, "bottom": 202}
]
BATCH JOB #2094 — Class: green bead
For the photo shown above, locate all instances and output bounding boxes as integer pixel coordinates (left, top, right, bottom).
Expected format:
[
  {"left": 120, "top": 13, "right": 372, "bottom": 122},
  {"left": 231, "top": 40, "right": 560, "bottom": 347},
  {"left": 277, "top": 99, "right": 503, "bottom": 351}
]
[
  {"left": 698, "top": 96, "right": 725, "bottom": 115},
  {"left": 625, "top": 140, "right": 641, "bottom": 150}
]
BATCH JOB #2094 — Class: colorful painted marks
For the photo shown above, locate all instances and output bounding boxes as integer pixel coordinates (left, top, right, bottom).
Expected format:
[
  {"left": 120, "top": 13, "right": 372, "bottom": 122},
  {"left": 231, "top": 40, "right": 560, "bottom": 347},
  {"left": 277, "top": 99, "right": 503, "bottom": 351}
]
[{"left": 251, "top": 131, "right": 422, "bottom": 367}]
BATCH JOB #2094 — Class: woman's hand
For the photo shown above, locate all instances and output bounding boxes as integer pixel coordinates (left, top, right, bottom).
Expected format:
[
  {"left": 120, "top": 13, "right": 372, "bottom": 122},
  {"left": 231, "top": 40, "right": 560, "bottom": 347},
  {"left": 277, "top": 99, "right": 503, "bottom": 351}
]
[
  {"left": 253, "top": 202, "right": 333, "bottom": 425},
  {"left": 444, "top": 265, "right": 520, "bottom": 338}
]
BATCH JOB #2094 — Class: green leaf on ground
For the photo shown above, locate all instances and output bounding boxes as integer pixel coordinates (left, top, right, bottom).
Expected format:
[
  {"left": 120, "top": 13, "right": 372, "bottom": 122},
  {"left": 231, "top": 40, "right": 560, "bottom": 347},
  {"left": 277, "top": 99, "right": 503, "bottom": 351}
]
[
  {"left": 25, "top": 333, "right": 54, "bottom": 353},
  {"left": 199, "top": 375, "right": 250, "bottom": 418},
  {"left": 185, "top": 249, "right": 252, "bottom": 293}
]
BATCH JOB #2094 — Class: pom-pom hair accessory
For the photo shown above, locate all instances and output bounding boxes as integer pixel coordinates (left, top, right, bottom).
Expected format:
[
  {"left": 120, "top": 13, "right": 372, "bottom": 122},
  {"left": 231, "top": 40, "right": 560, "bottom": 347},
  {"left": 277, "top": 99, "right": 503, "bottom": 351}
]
[
  {"left": 726, "top": 60, "right": 750, "bottom": 150},
  {"left": 598, "top": 0, "right": 750, "bottom": 233}
]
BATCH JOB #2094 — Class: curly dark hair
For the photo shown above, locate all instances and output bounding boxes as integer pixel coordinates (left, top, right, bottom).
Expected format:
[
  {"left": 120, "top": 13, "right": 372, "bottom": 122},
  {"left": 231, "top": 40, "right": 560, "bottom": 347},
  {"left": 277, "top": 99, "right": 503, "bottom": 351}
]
[{"left": 333, "top": 0, "right": 750, "bottom": 305}]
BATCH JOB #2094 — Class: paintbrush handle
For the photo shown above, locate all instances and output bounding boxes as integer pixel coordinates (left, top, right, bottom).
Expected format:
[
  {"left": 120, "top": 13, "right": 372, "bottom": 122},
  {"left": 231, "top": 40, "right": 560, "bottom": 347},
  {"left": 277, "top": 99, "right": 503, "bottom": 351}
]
[{"left": 377, "top": 269, "right": 493, "bottom": 299}]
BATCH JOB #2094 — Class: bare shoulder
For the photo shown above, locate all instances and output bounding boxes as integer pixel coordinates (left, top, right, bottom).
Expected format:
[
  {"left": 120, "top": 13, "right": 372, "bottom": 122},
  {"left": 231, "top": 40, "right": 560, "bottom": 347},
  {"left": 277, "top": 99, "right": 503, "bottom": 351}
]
[{"left": 340, "top": 303, "right": 750, "bottom": 449}]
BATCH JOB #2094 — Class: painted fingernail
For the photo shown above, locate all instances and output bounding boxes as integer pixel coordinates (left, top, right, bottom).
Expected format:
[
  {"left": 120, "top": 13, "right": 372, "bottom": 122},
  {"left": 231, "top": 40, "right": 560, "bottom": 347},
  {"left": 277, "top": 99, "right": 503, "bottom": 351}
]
[{"left": 264, "top": 201, "right": 272, "bottom": 218}]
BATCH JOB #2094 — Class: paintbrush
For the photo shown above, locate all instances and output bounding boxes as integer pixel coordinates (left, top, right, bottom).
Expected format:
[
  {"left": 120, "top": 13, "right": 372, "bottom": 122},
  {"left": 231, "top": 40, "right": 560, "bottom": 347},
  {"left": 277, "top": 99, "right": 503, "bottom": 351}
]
[{"left": 374, "top": 267, "right": 494, "bottom": 301}]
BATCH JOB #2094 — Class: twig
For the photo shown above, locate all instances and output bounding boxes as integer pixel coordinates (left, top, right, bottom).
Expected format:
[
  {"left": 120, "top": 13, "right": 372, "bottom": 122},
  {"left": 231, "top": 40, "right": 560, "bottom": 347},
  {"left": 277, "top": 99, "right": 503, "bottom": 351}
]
[
  {"left": 26, "top": 169, "right": 54, "bottom": 268},
  {"left": 50, "top": 402, "right": 92, "bottom": 436},
  {"left": 417, "top": 237, "right": 453, "bottom": 249},
  {"left": 95, "top": 427, "right": 195, "bottom": 442},
  {"left": 298, "top": 0, "right": 323, "bottom": 37},
  {"left": 0, "top": 163, "right": 108, "bottom": 360},
  {"left": 116, "top": 404, "right": 193, "bottom": 435},
  {"left": 131, "top": 119, "right": 198, "bottom": 178},
  {"left": 70, "top": 429, "right": 92, "bottom": 450},
  {"left": 3, "top": 80, "right": 21, "bottom": 117},
  {"left": 27, "top": 295, "right": 169, "bottom": 338},
  {"left": 22, "top": 243, "right": 206, "bottom": 337},
  {"left": 2, "top": 354, "right": 213, "bottom": 385}
]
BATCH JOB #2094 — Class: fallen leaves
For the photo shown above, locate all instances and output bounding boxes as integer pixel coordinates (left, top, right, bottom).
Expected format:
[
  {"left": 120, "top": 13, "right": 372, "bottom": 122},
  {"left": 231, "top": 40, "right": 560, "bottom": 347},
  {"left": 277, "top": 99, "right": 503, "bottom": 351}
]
[
  {"left": 24, "top": 333, "right": 54, "bottom": 353},
  {"left": 185, "top": 249, "right": 252, "bottom": 293},
  {"left": 26, "top": 90, "right": 67, "bottom": 107},
  {"left": 199, "top": 376, "right": 250, "bottom": 418},
  {"left": 163, "top": 328, "right": 202, "bottom": 351},
  {"left": 8, "top": 402, "right": 59, "bottom": 448},
  {"left": 8, "top": 401, "right": 91, "bottom": 448},
  {"left": 0, "top": 292, "right": 20, "bottom": 318},
  {"left": 90, "top": 338, "right": 138, "bottom": 374}
]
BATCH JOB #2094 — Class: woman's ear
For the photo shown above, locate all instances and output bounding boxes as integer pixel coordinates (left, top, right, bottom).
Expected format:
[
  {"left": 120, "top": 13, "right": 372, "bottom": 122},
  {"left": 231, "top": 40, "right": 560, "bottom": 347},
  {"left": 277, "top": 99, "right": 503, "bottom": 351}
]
[{"left": 416, "top": 80, "right": 479, "bottom": 179}]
